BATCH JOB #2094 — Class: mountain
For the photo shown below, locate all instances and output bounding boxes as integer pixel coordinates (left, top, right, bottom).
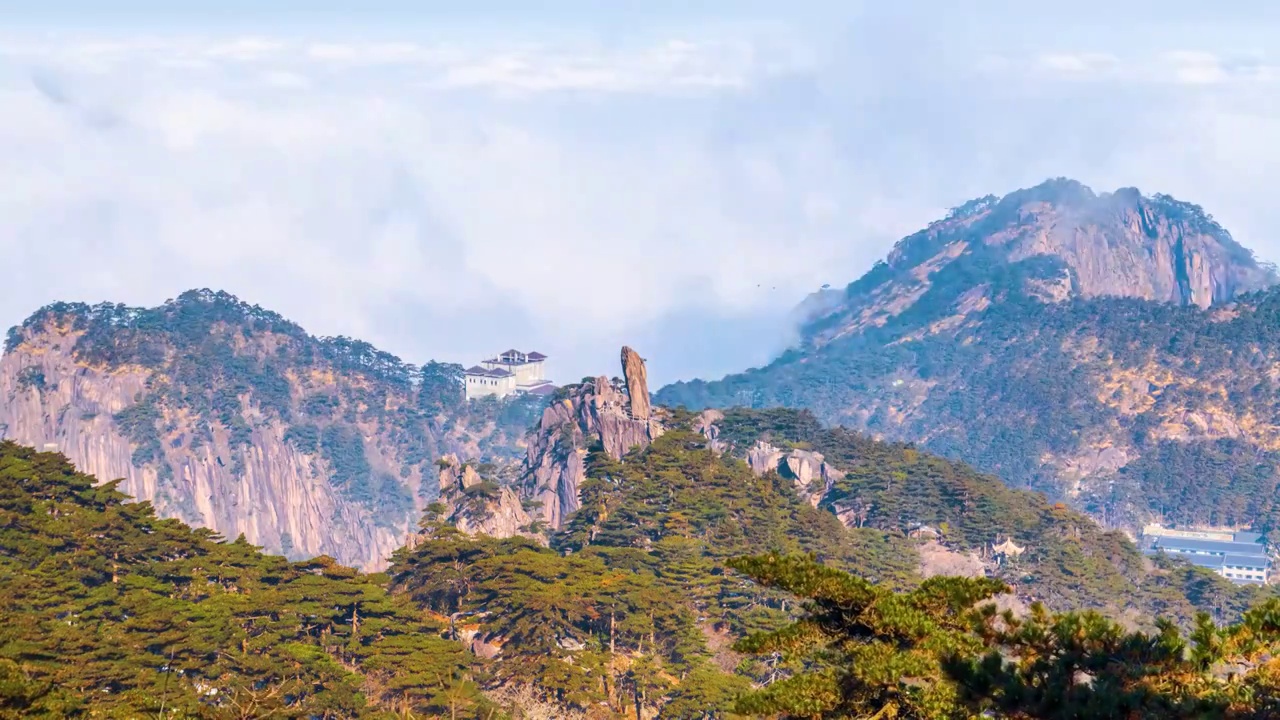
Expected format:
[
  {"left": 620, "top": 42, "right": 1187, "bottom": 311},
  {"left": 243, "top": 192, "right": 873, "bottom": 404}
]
[
  {"left": 656, "top": 179, "right": 1280, "bottom": 531},
  {"left": 0, "top": 290, "right": 542, "bottom": 569},
  {"left": 799, "top": 178, "right": 1275, "bottom": 349}
]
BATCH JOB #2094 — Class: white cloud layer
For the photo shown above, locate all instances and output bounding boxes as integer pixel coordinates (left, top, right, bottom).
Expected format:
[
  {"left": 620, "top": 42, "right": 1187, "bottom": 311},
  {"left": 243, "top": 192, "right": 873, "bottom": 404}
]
[{"left": 2, "top": 7, "right": 1280, "bottom": 384}]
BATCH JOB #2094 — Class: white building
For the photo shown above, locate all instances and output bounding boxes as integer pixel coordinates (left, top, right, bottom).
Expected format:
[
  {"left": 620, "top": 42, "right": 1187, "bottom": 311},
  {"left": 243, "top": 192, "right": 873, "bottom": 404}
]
[
  {"left": 464, "top": 349, "right": 555, "bottom": 400},
  {"left": 1143, "top": 526, "right": 1271, "bottom": 585}
]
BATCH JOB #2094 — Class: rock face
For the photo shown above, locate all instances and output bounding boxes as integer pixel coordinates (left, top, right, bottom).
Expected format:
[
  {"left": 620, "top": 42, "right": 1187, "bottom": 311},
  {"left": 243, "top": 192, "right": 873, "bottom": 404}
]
[
  {"left": 782, "top": 179, "right": 1275, "bottom": 350},
  {"left": 0, "top": 291, "right": 534, "bottom": 570},
  {"left": 435, "top": 454, "right": 537, "bottom": 542},
  {"left": 693, "top": 409, "right": 726, "bottom": 454},
  {"left": 743, "top": 439, "right": 841, "bottom": 507},
  {"left": 522, "top": 349, "right": 663, "bottom": 529}
]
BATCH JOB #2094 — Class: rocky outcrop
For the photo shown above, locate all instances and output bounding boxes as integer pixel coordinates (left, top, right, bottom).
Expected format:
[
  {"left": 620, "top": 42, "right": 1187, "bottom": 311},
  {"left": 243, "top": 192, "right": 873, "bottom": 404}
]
[
  {"left": 522, "top": 348, "right": 664, "bottom": 530},
  {"left": 693, "top": 409, "right": 726, "bottom": 453},
  {"left": 744, "top": 440, "right": 841, "bottom": 507},
  {"left": 918, "top": 541, "right": 988, "bottom": 579},
  {"left": 436, "top": 454, "right": 537, "bottom": 541},
  {"left": 746, "top": 441, "right": 785, "bottom": 477}
]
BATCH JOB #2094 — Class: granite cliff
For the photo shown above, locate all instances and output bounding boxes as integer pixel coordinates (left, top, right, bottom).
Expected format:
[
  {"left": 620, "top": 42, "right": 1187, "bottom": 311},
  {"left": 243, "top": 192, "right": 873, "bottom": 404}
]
[
  {"left": 658, "top": 180, "right": 1280, "bottom": 535},
  {"left": 0, "top": 290, "right": 541, "bottom": 569}
]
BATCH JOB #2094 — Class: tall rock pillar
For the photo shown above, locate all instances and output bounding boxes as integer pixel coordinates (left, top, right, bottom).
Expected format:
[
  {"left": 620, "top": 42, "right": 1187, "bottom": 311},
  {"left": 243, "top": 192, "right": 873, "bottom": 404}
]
[{"left": 620, "top": 346, "right": 651, "bottom": 422}]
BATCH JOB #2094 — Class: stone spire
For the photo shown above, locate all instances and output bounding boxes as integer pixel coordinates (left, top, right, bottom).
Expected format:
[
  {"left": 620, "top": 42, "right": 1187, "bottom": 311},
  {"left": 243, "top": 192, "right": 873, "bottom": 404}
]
[{"left": 620, "top": 346, "right": 650, "bottom": 421}]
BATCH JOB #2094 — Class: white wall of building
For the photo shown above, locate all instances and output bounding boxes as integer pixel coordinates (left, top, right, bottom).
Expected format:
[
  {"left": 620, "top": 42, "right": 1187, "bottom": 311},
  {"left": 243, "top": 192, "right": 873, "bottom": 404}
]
[
  {"left": 465, "top": 373, "right": 517, "bottom": 400},
  {"left": 1223, "top": 565, "right": 1268, "bottom": 583}
]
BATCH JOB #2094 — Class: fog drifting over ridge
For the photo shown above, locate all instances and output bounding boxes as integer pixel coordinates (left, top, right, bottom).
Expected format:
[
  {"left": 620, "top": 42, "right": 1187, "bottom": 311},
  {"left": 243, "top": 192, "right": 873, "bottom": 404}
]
[{"left": 3, "top": 3, "right": 1280, "bottom": 385}]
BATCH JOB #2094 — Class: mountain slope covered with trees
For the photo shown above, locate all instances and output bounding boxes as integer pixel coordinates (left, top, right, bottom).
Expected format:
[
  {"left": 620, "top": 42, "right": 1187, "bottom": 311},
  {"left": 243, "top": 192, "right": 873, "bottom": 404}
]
[
  {"left": 658, "top": 180, "right": 1280, "bottom": 536},
  {"left": 0, "top": 290, "right": 542, "bottom": 568},
  {"left": 0, "top": 440, "right": 495, "bottom": 719},
  {"left": 8, "top": 430, "right": 1280, "bottom": 719}
]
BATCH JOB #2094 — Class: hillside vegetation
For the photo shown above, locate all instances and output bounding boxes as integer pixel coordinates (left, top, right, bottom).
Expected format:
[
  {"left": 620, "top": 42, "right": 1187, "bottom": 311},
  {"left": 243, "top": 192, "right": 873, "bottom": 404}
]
[
  {"left": 8, "top": 433, "right": 1280, "bottom": 720},
  {"left": 729, "top": 553, "right": 1280, "bottom": 719},
  {"left": 709, "top": 408, "right": 1269, "bottom": 625},
  {"left": 0, "top": 440, "right": 495, "bottom": 719}
]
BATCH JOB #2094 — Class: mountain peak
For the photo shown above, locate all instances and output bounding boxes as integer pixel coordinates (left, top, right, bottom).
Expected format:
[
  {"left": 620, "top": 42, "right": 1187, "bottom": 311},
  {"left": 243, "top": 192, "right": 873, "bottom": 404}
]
[{"left": 801, "top": 179, "right": 1275, "bottom": 348}]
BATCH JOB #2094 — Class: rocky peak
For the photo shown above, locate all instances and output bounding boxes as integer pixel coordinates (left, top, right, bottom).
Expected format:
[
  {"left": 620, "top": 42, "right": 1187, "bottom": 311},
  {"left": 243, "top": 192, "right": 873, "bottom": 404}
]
[
  {"left": 520, "top": 347, "right": 665, "bottom": 530},
  {"left": 437, "top": 453, "right": 483, "bottom": 491},
  {"left": 797, "top": 179, "right": 1276, "bottom": 349}
]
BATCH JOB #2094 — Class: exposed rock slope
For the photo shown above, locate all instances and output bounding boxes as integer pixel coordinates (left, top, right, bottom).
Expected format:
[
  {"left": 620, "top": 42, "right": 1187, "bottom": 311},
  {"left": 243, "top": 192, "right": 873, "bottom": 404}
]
[
  {"left": 658, "top": 180, "right": 1280, "bottom": 532},
  {"left": 434, "top": 454, "right": 538, "bottom": 542},
  {"left": 0, "top": 290, "right": 540, "bottom": 569}
]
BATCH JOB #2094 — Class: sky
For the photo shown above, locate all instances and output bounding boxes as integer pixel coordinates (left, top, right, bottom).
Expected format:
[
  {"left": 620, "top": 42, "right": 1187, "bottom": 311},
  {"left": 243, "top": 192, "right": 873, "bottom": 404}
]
[{"left": 3, "top": 3, "right": 1280, "bottom": 386}]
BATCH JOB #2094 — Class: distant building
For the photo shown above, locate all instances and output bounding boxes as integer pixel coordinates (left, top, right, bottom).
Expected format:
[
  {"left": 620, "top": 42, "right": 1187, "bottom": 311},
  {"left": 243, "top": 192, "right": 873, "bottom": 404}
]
[
  {"left": 464, "top": 349, "right": 555, "bottom": 400},
  {"left": 1143, "top": 527, "right": 1271, "bottom": 585}
]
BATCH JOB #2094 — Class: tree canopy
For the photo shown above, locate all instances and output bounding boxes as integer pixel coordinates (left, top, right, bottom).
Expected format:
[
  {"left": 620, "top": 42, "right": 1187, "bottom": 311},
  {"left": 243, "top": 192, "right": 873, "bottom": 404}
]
[
  {"left": 0, "top": 440, "right": 497, "bottom": 719},
  {"left": 730, "top": 553, "right": 1280, "bottom": 720}
]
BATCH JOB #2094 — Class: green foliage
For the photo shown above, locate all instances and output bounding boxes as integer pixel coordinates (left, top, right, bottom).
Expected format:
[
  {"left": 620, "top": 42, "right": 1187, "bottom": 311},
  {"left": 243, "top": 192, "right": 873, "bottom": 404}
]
[
  {"left": 0, "top": 440, "right": 498, "bottom": 719},
  {"left": 659, "top": 271, "right": 1280, "bottom": 545},
  {"left": 388, "top": 428, "right": 921, "bottom": 717},
  {"left": 419, "top": 360, "right": 465, "bottom": 414},
  {"left": 390, "top": 522, "right": 725, "bottom": 716},
  {"left": 113, "top": 392, "right": 166, "bottom": 469},
  {"left": 730, "top": 553, "right": 1280, "bottom": 720},
  {"left": 709, "top": 408, "right": 1268, "bottom": 624},
  {"left": 1117, "top": 439, "right": 1280, "bottom": 529},
  {"left": 14, "top": 367, "right": 44, "bottom": 393},
  {"left": 561, "top": 430, "right": 918, "bottom": 629}
]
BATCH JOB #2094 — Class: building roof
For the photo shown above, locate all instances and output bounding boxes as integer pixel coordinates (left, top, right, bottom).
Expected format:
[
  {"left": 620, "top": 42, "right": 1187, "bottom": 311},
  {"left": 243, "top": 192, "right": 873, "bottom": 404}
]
[
  {"left": 465, "top": 365, "right": 513, "bottom": 378},
  {"left": 1223, "top": 554, "right": 1271, "bottom": 570},
  {"left": 1150, "top": 536, "right": 1267, "bottom": 557},
  {"left": 483, "top": 350, "right": 547, "bottom": 365},
  {"left": 1234, "top": 531, "right": 1264, "bottom": 544},
  {"left": 1168, "top": 553, "right": 1230, "bottom": 571}
]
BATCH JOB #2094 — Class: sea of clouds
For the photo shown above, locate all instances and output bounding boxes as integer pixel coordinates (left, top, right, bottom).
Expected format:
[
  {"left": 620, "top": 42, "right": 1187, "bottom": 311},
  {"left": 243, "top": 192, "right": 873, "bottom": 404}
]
[{"left": 2, "top": 3, "right": 1279, "bottom": 384}]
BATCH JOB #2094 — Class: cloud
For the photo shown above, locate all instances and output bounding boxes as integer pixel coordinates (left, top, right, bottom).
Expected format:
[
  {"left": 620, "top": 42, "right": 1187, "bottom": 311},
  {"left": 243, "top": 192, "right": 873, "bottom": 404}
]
[
  {"left": 2, "top": 12, "right": 1280, "bottom": 386},
  {"left": 1036, "top": 53, "right": 1119, "bottom": 76}
]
